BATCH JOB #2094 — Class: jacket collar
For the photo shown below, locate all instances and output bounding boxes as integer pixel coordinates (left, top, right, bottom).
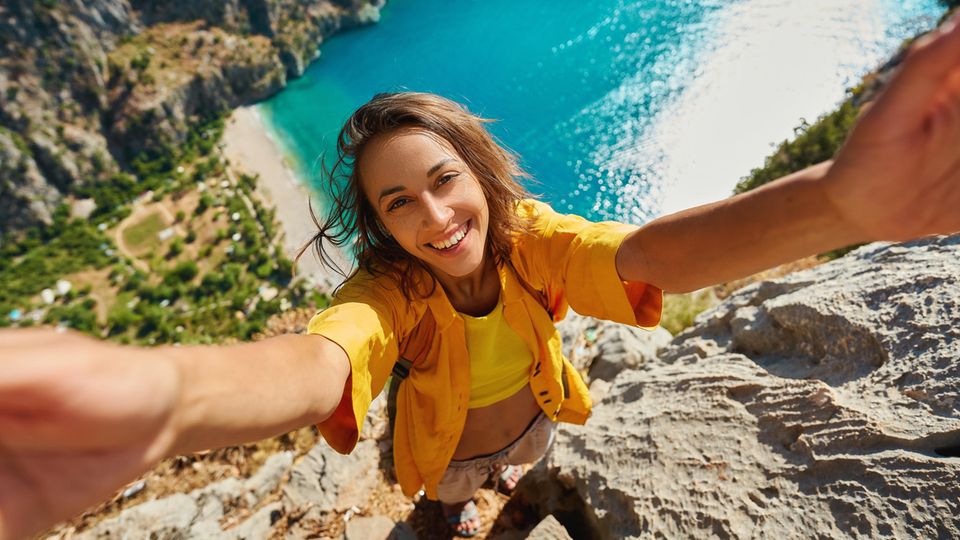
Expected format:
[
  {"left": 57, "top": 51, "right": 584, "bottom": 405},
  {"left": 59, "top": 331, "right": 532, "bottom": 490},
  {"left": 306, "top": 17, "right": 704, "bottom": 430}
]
[{"left": 418, "top": 259, "right": 526, "bottom": 331}]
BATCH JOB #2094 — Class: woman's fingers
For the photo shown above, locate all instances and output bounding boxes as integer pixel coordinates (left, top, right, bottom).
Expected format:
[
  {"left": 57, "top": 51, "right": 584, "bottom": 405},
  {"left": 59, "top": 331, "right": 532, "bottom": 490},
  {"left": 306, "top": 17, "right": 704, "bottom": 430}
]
[{"left": 867, "top": 14, "right": 960, "bottom": 127}]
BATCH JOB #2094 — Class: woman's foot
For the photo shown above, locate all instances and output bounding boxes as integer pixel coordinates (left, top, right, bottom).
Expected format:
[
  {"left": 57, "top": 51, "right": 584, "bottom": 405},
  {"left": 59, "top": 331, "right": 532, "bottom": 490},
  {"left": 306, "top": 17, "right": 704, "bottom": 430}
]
[
  {"left": 441, "top": 499, "right": 481, "bottom": 537},
  {"left": 492, "top": 464, "right": 523, "bottom": 495}
]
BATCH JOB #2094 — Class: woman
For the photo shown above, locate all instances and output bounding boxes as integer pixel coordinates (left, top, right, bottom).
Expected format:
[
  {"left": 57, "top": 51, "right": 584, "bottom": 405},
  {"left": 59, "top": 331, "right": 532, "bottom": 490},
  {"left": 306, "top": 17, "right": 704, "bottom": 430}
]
[
  {"left": 2, "top": 14, "right": 960, "bottom": 540},
  {"left": 299, "top": 91, "right": 665, "bottom": 536}
]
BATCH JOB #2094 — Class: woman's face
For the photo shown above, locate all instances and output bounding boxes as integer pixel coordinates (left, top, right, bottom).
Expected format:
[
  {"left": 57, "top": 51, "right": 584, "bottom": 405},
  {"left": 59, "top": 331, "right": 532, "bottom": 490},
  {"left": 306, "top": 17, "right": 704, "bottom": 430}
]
[{"left": 359, "top": 128, "right": 490, "bottom": 281}]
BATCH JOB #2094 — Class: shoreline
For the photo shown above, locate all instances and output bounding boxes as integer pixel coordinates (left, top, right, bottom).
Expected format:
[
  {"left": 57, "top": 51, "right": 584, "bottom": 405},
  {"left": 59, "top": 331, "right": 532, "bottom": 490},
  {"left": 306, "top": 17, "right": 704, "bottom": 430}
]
[{"left": 222, "top": 106, "right": 350, "bottom": 294}]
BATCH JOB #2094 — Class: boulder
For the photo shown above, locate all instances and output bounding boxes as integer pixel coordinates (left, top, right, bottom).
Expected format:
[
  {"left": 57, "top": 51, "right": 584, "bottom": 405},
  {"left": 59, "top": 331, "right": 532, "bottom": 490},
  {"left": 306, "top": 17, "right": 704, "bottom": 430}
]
[
  {"left": 78, "top": 451, "right": 294, "bottom": 539},
  {"left": 283, "top": 439, "right": 380, "bottom": 512},
  {"left": 527, "top": 515, "right": 573, "bottom": 540},
  {"left": 343, "top": 515, "right": 417, "bottom": 540},
  {"left": 556, "top": 313, "right": 672, "bottom": 380},
  {"left": 79, "top": 493, "right": 200, "bottom": 539},
  {"left": 224, "top": 501, "right": 284, "bottom": 540},
  {"left": 524, "top": 236, "right": 960, "bottom": 539}
]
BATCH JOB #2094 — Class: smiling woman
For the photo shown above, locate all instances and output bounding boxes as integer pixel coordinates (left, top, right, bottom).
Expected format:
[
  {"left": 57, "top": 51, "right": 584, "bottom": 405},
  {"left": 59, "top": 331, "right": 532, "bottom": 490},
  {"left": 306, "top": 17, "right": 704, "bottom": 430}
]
[{"left": 299, "top": 93, "right": 534, "bottom": 305}]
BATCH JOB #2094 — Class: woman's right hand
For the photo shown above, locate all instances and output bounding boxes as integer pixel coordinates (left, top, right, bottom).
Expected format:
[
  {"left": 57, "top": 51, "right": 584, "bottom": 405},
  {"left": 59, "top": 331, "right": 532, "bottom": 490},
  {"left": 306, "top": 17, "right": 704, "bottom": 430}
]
[{"left": 0, "top": 328, "right": 180, "bottom": 540}]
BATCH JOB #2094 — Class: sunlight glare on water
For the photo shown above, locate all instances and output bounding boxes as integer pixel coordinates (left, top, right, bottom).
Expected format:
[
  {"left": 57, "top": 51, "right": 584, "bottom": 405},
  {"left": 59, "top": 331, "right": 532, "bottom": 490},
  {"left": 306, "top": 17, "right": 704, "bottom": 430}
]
[{"left": 261, "top": 0, "right": 943, "bottom": 224}]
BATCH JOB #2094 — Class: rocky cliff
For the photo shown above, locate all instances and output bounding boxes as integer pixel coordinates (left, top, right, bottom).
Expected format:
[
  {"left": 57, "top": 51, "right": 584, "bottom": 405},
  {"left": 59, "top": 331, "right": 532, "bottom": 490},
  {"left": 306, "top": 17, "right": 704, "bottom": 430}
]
[
  {"left": 0, "top": 0, "right": 382, "bottom": 234},
  {"left": 523, "top": 235, "right": 960, "bottom": 539}
]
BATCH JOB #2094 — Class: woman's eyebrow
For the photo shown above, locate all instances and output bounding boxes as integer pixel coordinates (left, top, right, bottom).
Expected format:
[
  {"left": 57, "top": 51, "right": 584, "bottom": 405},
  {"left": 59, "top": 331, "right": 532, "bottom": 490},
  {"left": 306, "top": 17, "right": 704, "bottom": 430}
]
[
  {"left": 426, "top": 158, "right": 456, "bottom": 177},
  {"left": 378, "top": 158, "right": 459, "bottom": 201},
  {"left": 378, "top": 185, "right": 406, "bottom": 202}
]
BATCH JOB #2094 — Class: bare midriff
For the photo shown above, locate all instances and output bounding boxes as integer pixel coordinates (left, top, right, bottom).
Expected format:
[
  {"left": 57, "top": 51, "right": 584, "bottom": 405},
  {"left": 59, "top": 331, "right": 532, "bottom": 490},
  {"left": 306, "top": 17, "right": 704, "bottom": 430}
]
[{"left": 451, "top": 383, "right": 542, "bottom": 460}]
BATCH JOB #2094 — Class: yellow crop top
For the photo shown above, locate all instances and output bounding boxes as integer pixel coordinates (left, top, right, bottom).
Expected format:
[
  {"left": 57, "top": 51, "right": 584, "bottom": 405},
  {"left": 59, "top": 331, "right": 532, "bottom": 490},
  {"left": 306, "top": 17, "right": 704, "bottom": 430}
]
[{"left": 460, "top": 293, "right": 534, "bottom": 408}]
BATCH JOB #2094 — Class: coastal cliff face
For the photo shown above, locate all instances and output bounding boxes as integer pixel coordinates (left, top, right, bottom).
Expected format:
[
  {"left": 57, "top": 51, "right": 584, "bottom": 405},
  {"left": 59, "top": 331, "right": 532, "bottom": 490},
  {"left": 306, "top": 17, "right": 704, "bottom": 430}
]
[
  {"left": 523, "top": 236, "right": 960, "bottom": 539},
  {"left": 0, "top": 0, "right": 381, "bottom": 235}
]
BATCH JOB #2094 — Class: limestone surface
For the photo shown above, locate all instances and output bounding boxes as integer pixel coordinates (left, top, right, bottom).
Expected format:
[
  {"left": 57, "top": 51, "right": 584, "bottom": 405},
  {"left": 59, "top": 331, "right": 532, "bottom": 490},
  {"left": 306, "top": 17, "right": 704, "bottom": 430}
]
[{"left": 529, "top": 236, "right": 960, "bottom": 539}]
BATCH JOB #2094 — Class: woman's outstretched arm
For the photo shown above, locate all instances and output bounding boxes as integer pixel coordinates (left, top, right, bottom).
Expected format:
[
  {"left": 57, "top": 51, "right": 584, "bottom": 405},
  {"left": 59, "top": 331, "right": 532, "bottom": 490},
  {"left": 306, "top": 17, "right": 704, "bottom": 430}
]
[
  {"left": 0, "top": 328, "right": 349, "bottom": 540},
  {"left": 162, "top": 332, "right": 349, "bottom": 456},
  {"left": 618, "top": 15, "right": 960, "bottom": 293}
]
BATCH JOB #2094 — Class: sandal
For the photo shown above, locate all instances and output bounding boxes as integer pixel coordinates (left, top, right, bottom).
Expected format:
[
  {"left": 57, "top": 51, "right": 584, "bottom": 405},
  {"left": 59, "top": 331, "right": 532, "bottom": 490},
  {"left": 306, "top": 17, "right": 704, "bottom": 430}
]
[
  {"left": 492, "top": 464, "right": 523, "bottom": 496},
  {"left": 442, "top": 499, "right": 481, "bottom": 538}
]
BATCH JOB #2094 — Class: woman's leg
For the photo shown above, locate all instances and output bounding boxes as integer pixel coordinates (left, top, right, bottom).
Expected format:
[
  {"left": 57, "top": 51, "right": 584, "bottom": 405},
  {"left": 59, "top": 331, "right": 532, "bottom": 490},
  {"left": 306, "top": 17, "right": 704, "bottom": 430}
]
[{"left": 436, "top": 460, "right": 490, "bottom": 536}]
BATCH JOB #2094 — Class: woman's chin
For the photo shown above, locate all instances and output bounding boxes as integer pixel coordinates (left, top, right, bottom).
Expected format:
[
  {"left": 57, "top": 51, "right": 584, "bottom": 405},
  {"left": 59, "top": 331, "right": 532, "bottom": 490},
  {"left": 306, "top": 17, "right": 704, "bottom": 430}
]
[{"left": 424, "top": 250, "right": 486, "bottom": 280}]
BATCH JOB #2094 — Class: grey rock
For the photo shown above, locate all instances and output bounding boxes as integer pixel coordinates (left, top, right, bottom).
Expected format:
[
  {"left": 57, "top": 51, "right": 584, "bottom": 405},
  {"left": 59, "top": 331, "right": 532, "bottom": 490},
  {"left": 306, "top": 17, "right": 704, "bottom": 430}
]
[
  {"left": 70, "top": 198, "right": 98, "bottom": 220},
  {"left": 362, "top": 389, "right": 390, "bottom": 440},
  {"left": 283, "top": 439, "right": 380, "bottom": 513},
  {"left": 344, "top": 515, "right": 394, "bottom": 540},
  {"left": 79, "top": 493, "right": 198, "bottom": 539},
  {"left": 526, "top": 237, "right": 960, "bottom": 539},
  {"left": 192, "top": 476, "right": 243, "bottom": 523},
  {"left": 224, "top": 501, "right": 283, "bottom": 540},
  {"left": 557, "top": 313, "right": 672, "bottom": 381},
  {"left": 244, "top": 451, "right": 293, "bottom": 505},
  {"left": 343, "top": 515, "right": 413, "bottom": 540},
  {"left": 527, "top": 515, "right": 572, "bottom": 540},
  {"left": 78, "top": 451, "right": 294, "bottom": 539}
]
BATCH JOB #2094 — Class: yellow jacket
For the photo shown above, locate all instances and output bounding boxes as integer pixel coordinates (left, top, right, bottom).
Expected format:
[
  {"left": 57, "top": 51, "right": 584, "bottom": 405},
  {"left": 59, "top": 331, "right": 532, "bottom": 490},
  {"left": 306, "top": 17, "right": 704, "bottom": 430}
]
[{"left": 306, "top": 199, "right": 662, "bottom": 499}]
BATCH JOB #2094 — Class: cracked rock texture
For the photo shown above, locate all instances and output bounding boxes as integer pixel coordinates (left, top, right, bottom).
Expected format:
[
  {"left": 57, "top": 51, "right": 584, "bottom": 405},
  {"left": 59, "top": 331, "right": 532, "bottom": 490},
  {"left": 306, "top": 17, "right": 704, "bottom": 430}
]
[{"left": 528, "top": 236, "right": 960, "bottom": 539}]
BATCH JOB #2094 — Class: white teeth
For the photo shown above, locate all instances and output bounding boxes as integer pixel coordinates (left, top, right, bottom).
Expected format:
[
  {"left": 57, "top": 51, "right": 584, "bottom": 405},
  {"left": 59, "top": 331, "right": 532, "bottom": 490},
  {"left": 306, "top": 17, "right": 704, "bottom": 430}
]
[{"left": 430, "top": 223, "right": 468, "bottom": 250}]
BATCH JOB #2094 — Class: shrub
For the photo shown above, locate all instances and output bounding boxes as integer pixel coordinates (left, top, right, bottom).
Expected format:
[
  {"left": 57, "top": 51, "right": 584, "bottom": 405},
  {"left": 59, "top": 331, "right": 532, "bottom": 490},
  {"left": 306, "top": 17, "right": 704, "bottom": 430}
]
[
  {"left": 167, "top": 260, "right": 199, "bottom": 283},
  {"left": 195, "top": 193, "right": 214, "bottom": 215},
  {"left": 736, "top": 99, "right": 859, "bottom": 194},
  {"left": 107, "top": 302, "right": 137, "bottom": 334},
  {"left": 167, "top": 237, "right": 184, "bottom": 258}
]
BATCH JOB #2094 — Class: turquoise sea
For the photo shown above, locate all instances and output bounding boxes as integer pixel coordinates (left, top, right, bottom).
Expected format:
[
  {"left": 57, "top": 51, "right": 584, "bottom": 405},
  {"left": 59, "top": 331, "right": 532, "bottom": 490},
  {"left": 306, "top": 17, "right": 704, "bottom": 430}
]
[{"left": 259, "top": 0, "right": 945, "bottom": 224}]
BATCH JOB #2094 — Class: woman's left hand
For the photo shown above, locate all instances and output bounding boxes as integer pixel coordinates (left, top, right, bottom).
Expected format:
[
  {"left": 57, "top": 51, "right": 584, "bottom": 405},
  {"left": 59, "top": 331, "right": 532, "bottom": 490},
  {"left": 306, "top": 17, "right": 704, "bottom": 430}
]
[{"left": 826, "top": 13, "right": 960, "bottom": 241}]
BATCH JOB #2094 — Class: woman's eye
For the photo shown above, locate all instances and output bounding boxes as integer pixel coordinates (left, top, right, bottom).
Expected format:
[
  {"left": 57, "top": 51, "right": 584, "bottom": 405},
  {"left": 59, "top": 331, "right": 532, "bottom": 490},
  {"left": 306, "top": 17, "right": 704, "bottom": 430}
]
[
  {"left": 438, "top": 173, "right": 458, "bottom": 186},
  {"left": 388, "top": 198, "right": 408, "bottom": 211}
]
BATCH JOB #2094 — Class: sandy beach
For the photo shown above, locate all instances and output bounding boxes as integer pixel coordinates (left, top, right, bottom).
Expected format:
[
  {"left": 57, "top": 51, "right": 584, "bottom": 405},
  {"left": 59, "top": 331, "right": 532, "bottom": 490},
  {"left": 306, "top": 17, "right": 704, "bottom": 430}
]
[{"left": 222, "top": 106, "right": 350, "bottom": 293}]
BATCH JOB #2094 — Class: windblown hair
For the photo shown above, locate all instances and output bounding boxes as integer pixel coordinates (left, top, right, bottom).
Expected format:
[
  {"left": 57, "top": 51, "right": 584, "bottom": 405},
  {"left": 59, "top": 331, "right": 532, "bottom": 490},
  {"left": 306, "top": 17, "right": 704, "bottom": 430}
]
[{"left": 295, "top": 92, "right": 536, "bottom": 300}]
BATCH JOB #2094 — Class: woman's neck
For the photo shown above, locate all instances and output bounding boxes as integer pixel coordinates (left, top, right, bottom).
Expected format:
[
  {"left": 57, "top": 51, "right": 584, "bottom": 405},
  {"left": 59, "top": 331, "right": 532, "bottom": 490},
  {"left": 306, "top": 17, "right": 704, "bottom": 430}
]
[{"left": 432, "top": 254, "right": 501, "bottom": 316}]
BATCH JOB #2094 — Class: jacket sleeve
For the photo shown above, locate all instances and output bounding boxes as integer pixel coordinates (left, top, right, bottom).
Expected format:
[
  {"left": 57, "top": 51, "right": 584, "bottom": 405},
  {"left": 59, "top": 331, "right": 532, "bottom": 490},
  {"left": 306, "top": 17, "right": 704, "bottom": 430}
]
[
  {"left": 306, "top": 272, "right": 406, "bottom": 454},
  {"left": 516, "top": 199, "right": 663, "bottom": 328}
]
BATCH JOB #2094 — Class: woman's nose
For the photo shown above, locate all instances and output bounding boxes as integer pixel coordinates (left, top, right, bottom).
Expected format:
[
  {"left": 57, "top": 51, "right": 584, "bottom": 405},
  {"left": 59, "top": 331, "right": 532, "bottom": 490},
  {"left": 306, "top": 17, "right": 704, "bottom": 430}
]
[{"left": 421, "top": 193, "right": 454, "bottom": 228}]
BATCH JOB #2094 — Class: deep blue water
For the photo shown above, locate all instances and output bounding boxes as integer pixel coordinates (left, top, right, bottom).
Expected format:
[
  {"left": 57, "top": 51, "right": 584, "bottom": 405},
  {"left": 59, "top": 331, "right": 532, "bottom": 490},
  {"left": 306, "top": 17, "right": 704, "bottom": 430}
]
[{"left": 260, "top": 0, "right": 944, "bottom": 224}]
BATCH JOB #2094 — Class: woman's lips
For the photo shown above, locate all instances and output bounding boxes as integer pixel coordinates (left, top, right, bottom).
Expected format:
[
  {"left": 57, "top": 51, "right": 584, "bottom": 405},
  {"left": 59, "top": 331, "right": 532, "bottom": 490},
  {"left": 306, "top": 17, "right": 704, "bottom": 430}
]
[{"left": 426, "top": 219, "right": 471, "bottom": 252}]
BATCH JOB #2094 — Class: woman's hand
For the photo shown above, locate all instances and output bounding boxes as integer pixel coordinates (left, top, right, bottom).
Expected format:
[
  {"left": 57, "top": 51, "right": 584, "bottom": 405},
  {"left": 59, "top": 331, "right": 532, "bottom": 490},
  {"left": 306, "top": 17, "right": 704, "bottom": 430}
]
[
  {"left": 826, "top": 14, "right": 960, "bottom": 241},
  {"left": 0, "top": 328, "right": 179, "bottom": 540},
  {"left": 620, "top": 14, "right": 960, "bottom": 293}
]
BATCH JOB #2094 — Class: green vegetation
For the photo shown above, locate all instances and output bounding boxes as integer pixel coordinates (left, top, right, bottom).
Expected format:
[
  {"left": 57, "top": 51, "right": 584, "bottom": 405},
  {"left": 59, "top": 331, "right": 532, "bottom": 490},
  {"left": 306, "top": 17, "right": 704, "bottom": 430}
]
[
  {"left": 735, "top": 98, "right": 860, "bottom": 194},
  {"left": 0, "top": 112, "right": 327, "bottom": 343},
  {"left": 123, "top": 211, "right": 166, "bottom": 251},
  {"left": 660, "top": 290, "right": 719, "bottom": 336},
  {"left": 0, "top": 214, "right": 112, "bottom": 327}
]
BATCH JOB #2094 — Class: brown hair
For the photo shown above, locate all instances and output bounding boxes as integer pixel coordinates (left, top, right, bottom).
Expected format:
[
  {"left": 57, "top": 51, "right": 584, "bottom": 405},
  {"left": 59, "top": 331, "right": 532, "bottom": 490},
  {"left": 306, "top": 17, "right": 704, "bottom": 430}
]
[{"left": 295, "top": 92, "right": 536, "bottom": 300}]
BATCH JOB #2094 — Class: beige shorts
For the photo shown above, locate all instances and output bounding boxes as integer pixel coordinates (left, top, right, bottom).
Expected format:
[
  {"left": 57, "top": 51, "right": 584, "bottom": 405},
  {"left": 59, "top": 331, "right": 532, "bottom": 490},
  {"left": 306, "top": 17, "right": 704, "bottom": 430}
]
[{"left": 436, "top": 412, "right": 557, "bottom": 503}]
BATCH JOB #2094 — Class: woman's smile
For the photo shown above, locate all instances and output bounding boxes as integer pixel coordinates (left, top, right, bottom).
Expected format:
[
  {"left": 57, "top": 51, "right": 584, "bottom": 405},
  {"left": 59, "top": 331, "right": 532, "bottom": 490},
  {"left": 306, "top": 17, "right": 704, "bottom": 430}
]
[{"left": 426, "top": 219, "right": 472, "bottom": 253}]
